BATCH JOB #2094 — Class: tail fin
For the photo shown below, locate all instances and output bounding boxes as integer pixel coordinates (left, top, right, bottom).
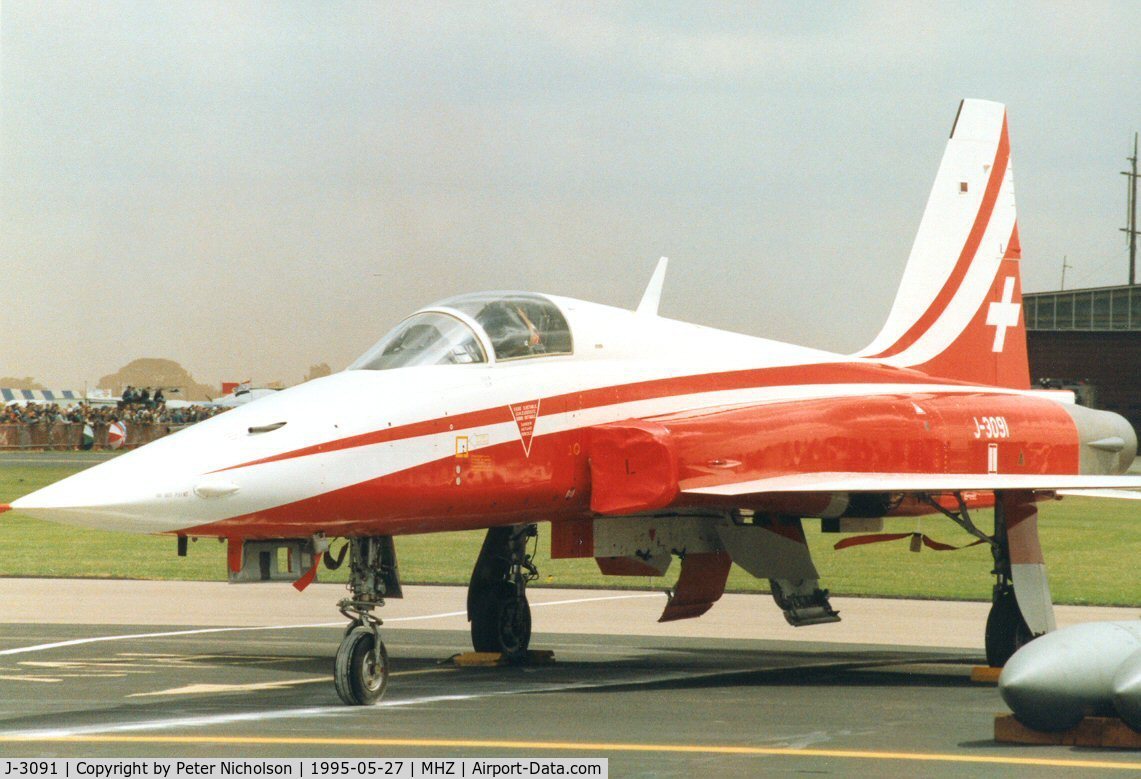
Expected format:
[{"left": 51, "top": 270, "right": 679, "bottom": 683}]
[{"left": 856, "top": 99, "right": 1029, "bottom": 389}]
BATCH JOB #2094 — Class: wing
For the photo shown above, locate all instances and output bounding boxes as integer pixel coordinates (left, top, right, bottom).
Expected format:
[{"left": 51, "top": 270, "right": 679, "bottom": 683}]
[
  {"left": 683, "top": 472, "right": 1141, "bottom": 498},
  {"left": 1053, "top": 488, "right": 1141, "bottom": 501}
]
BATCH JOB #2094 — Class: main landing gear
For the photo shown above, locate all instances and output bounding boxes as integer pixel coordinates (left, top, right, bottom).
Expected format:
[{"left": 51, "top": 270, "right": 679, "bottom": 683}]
[
  {"left": 985, "top": 582, "right": 1032, "bottom": 668},
  {"left": 333, "top": 536, "right": 401, "bottom": 705},
  {"left": 467, "top": 524, "right": 538, "bottom": 658},
  {"left": 984, "top": 495, "right": 1034, "bottom": 667},
  {"left": 926, "top": 490, "right": 1046, "bottom": 667}
]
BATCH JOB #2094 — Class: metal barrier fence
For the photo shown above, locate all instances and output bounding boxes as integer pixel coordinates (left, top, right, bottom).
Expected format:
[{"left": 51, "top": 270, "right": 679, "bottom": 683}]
[{"left": 0, "top": 423, "right": 187, "bottom": 451}]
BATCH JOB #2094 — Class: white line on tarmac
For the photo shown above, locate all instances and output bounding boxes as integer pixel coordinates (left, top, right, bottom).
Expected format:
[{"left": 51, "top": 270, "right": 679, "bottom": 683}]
[
  {"left": 0, "top": 592, "right": 663, "bottom": 656},
  {"left": 2, "top": 662, "right": 792, "bottom": 740},
  {"left": 530, "top": 593, "right": 663, "bottom": 608},
  {"left": 5, "top": 707, "right": 346, "bottom": 739},
  {"left": 373, "top": 592, "right": 662, "bottom": 624},
  {"left": 0, "top": 624, "right": 342, "bottom": 657},
  {"left": 128, "top": 668, "right": 454, "bottom": 698},
  {"left": 382, "top": 611, "right": 466, "bottom": 622}
]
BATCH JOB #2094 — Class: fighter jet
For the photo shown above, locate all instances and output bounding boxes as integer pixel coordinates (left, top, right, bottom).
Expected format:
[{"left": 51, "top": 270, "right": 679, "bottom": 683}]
[{"left": 4, "top": 100, "right": 1139, "bottom": 705}]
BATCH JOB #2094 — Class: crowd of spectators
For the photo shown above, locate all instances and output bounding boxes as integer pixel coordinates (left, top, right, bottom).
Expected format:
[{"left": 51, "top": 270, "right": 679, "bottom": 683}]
[
  {"left": 1, "top": 398, "right": 226, "bottom": 427},
  {"left": 1, "top": 386, "right": 230, "bottom": 450},
  {"left": 119, "top": 385, "right": 165, "bottom": 407}
]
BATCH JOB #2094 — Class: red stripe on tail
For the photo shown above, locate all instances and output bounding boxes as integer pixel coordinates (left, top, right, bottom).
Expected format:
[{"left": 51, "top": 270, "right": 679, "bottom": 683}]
[{"left": 871, "top": 114, "right": 1011, "bottom": 359}]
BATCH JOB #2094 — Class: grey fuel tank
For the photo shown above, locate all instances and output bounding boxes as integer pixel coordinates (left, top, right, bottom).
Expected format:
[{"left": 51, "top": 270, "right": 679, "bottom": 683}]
[{"left": 998, "top": 620, "right": 1141, "bottom": 731}]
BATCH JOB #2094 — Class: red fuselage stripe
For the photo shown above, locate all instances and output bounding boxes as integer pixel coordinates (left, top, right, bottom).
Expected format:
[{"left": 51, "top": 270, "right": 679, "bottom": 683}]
[{"left": 211, "top": 361, "right": 973, "bottom": 475}]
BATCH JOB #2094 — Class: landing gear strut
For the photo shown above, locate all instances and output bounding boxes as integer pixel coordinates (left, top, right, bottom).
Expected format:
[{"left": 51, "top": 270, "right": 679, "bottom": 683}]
[
  {"left": 334, "top": 536, "right": 400, "bottom": 705},
  {"left": 467, "top": 524, "right": 538, "bottom": 658},
  {"left": 924, "top": 490, "right": 1040, "bottom": 667},
  {"left": 985, "top": 496, "right": 1032, "bottom": 667}
]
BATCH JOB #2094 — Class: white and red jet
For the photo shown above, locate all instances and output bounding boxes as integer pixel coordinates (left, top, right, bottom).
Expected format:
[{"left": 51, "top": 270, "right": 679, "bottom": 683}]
[{"left": 5, "top": 100, "right": 1139, "bottom": 704}]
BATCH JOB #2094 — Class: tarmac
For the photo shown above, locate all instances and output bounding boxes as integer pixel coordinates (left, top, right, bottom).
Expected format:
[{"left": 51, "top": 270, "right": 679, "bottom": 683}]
[{"left": 0, "top": 580, "right": 1138, "bottom": 775}]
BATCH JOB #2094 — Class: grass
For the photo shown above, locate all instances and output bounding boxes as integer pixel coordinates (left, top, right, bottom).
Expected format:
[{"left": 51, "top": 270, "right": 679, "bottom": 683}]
[{"left": 2, "top": 456, "right": 1138, "bottom": 606}]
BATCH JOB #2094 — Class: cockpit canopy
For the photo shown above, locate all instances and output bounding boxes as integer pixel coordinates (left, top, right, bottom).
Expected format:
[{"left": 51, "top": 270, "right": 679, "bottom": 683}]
[{"left": 349, "top": 292, "right": 572, "bottom": 371}]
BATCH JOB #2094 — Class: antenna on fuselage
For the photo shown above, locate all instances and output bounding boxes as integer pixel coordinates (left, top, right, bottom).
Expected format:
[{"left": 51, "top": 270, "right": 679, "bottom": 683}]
[{"left": 636, "top": 256, "right": 669, "bottom": 316}]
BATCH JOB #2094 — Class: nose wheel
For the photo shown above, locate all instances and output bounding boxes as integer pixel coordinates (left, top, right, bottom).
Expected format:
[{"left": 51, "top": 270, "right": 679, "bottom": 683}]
[
  {"left": 332, "top": 536, "right": 400, "bottom": 705},
  {"left": 335, "top": 624, "right": 389, "bottom": 705}
]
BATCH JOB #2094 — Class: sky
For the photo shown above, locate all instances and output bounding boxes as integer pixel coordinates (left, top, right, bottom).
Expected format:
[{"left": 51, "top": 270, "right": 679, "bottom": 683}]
[{"left": 2, "top": 2, "right": 1139, "bottom": 390}]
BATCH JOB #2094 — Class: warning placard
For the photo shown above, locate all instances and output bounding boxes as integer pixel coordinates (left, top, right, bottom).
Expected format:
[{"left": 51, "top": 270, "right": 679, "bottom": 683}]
[{"left": 509, "top": 399, "right": 541, "bottom": 457}]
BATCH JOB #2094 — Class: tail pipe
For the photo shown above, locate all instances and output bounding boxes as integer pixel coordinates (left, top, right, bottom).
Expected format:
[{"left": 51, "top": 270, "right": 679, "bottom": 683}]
[{"left": 1062, "top": 404, "right": 1138, "bottom": 475}]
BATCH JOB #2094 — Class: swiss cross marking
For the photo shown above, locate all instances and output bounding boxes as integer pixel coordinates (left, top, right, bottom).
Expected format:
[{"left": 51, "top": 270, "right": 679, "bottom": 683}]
[{"left": 985, "top": 276, "right": 1020, "bottom": 353}]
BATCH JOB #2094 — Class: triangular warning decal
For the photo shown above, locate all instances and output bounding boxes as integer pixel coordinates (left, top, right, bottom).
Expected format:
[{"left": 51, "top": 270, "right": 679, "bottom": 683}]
[{"left": 509, "top": 400, "right": 541, "bottom": 457}]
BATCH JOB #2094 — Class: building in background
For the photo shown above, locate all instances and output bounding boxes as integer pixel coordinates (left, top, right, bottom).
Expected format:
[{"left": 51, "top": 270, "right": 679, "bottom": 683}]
[{"left": 1024, "top": 284, "right": 1141, "bottom": 435}]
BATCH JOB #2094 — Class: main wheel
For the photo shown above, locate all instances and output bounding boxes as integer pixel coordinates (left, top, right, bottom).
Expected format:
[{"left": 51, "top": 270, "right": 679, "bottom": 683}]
[
  {"left": 471, "top": 585, "right": 531, "bottom": 658},
  {"left": 334, "top": 626, "right": 389, "bottom": 705},
  {"left": 985, "top": 588, "right": 1033, "bottom": 667}
]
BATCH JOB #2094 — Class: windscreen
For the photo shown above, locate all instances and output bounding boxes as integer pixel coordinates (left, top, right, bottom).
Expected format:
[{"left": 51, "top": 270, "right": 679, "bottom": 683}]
[{"left": 349, "top": 312, "right": 487, "bottom": 370}]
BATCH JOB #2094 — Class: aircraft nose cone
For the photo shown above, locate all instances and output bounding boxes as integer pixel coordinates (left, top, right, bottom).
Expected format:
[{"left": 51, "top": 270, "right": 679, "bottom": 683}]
[
  {"left": 998, "top": 622, "right": 1141, "bottom": 731},
  {"left": 8, "top": 441, "right": 207, "bottom": 533},
  {"left": 11, "top": 469, "right": 180, "bottom": 532},
  {"left": 1112, "top": 648, "right": 1141, "bottom": 730}
]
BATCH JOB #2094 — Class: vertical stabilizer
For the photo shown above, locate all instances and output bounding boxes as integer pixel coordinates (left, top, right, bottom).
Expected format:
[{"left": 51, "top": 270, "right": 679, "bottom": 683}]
[
  {"left": 856, "top": 100, "right": 1029, "bottom": 389},
  {"left": 636, "top": 257, "right": 669, "bottom": 316}
]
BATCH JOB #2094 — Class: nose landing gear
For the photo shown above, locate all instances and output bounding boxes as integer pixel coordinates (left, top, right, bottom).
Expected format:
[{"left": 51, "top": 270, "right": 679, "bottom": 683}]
[
  {"left": 333, "top": 536, "right": 400, "bottom": 705},
  {"left": 335, "top": 623, "right": 388, "bottom": 705}
]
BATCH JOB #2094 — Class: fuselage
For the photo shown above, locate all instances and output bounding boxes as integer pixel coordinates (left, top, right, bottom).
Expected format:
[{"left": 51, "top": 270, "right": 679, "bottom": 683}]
[{"left": 9, "top": 293, "right": 1136, "bottom": 539}]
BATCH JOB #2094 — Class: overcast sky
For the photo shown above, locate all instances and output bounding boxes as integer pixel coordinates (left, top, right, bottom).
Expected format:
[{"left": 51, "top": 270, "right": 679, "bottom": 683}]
[{"left": 2, "top": 2, "right": 1139, "bottom": 390}]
